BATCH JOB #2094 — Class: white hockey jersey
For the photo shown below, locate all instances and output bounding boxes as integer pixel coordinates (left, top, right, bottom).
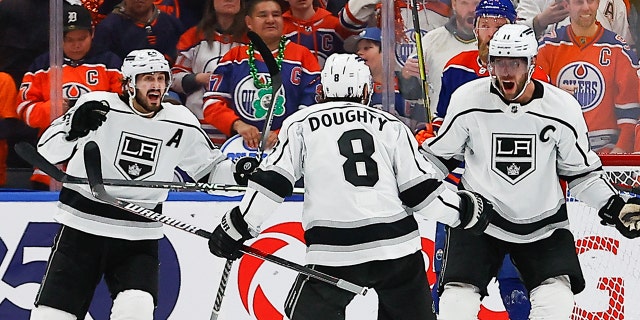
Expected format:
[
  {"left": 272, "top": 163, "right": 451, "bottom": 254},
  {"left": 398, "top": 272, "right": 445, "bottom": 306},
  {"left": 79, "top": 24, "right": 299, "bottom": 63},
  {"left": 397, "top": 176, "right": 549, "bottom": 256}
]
[
  {"left": 237, "top": 101, "right": 465, "bottom": 266},
  {"left": 38, "top": 91, "right": 233, "bottom": 240},
  {"left": 423, "top": 78, "right": 618, "bottom": 243}
]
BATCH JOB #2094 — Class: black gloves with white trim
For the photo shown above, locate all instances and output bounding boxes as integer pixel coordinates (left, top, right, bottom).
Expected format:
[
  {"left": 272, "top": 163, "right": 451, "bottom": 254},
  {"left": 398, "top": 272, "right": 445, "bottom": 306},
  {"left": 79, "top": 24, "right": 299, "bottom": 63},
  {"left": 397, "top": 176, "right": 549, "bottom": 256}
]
[
  {"left": 598, "top": 195, "right": 640, "bottom": 239},
  {"left": 233, "top": 156, "right": 260, "bottom": 186},
  {"left": 456, "top": 190, "right": 496, "bottom": 235},
  {"left": 208, "top": 207, "right": 254, "bottom": 260},
  {"left": 63, "top": 100, "right": 109, "bottom": 141}
]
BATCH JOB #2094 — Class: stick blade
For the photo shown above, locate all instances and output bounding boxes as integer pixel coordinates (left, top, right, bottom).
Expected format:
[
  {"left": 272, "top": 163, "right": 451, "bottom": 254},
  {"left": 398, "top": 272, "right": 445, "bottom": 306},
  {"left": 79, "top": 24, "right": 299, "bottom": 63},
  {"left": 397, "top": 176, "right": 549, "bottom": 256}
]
[
  {"left": 83, "top": 141, "right": 105, "bottom": 195},
  {"left": 14, "top": 142, "right": 67, "bottom": 182}
]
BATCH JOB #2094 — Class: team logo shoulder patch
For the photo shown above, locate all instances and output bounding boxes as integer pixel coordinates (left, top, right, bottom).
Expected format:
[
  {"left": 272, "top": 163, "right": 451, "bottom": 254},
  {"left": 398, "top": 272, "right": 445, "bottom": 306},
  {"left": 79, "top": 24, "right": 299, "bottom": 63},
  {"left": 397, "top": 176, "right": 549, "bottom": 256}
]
[
  {"left": 115, "top": 132, "right": 162, "bottom": 180},
  {"left": 492, "top": 133, "right": 536, "bottom": 184}
]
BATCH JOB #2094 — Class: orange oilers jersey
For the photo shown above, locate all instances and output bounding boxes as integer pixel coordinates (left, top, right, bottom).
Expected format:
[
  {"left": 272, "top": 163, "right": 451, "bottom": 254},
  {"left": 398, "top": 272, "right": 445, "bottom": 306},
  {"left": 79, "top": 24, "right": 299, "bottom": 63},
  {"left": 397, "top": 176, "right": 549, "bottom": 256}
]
[
  {"left": 17, "top": 51, "right": 123, "bottom": 133},
  {"left": 537, "top": 24, "right": 640, "bottom": 152},
  {"left": 17, "top": 51, "right": 122, "bottom": 187},
  {"left": 0, "top": 73, "right": 18, "bottom": 185},
  {"left": 283, "top": 7, "right": 356, "bottom": 66}
]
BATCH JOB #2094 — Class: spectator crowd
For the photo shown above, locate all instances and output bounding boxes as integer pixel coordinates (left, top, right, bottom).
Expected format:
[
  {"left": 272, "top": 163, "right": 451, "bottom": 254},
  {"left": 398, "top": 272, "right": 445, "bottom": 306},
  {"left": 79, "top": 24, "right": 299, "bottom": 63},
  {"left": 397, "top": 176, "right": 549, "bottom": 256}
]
[
  {"left": 0, "top": 0, "right": 639, "bottom": 188},
  {"left": 0, "top": 0, "right": 640, "bottom": 189},
  {"left": 0, "top": 0, "right": 639, "bottom": 318}
]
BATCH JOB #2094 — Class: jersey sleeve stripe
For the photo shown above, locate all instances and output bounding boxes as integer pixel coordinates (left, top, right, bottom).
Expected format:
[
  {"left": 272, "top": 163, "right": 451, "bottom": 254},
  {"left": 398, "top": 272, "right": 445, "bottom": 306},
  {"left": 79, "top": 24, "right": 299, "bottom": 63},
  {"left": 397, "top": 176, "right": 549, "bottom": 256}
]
[
  {"left": 399, "top": 178, "right": 443, "bottom": 208},
  {"left": 249, "top": 169, "right": 294, "bottom": 199}
]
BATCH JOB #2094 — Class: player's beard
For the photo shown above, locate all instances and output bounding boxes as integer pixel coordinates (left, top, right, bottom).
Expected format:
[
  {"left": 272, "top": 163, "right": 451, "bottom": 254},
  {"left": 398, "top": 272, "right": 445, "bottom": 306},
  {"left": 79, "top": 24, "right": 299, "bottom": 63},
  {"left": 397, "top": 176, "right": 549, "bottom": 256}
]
[
  {"left": 495, "top": 75, "right": 527, "bottom": 101},
  {"left": 133, "top": 88, "right": 163, "bottom": 115}
]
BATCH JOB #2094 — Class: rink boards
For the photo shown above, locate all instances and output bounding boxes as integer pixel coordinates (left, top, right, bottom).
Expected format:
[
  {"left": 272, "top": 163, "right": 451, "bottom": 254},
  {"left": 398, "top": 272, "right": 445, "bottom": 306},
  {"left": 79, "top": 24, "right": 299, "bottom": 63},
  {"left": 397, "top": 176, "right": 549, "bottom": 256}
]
[{"left": 0, "top": 192, "right": 637, "bottom": 319}]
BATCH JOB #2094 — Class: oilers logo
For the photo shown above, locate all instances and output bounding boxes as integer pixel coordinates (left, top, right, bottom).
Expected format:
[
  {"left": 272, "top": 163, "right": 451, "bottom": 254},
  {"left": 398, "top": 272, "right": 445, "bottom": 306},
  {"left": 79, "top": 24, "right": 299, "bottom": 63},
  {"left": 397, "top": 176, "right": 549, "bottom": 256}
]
[
  {"left": 234, "top": 74, "right": 285, "bottom": 121},
  {"left": 395, "top": 28, "right": 428, "bottom": 67},
  {"left": 62, "top": 82, "right": 91, "bottom": 105},
  {"left": 115, "top": 132, "right": 162, "bottom": 180},
  {"left": 557, "top": 62, "right": 605, "bottom": 112}
]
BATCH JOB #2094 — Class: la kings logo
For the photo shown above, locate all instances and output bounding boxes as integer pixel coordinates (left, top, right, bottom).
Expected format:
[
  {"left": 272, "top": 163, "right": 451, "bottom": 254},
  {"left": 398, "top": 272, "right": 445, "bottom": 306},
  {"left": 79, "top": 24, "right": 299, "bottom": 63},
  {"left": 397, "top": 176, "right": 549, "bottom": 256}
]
[
  {"left": 115, "top": 132, "right": 162, "bottom": 180},
  {"left": 492, "top": 133, "right": 536, "bottom": 184}
]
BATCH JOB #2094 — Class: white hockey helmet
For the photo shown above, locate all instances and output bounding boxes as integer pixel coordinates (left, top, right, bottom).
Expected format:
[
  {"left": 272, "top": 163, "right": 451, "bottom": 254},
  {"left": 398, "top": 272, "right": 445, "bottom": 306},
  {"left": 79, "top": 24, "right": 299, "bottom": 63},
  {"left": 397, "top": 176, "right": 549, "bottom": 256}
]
[
  {"left": 489, "top": 24, "right": 538, "bottom": 60},
  {"left": 488, "top": 24, "right": 538, "bottom": 99},
  {"left": 121, "top": 49, "right": 172, "bottom": 94},
  {"left": 321, "top": 53, "right": 372, "bottom": 105}
]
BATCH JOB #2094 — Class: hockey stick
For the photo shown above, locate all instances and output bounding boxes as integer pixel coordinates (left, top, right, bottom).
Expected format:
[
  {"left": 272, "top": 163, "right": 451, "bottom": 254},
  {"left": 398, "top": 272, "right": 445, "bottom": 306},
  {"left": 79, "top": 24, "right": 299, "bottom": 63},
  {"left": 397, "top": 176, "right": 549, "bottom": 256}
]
[
  {"left": 14, "top": 142, "right": 304, "bottom": 194},
  {"left": 409, "top": 0, "right": 432, "bottom": 123},
  {"left": 612, "top": 183, "right": 640, "bottom": 195},
  {"left": 247, "top": 30, "right": 282, "bottom": 161},
  {"left": 82, "top": 142, "right": 368, "bottom": 297},
  {"left": 209, "top": 31, "right": 286, "bottom": 319}
]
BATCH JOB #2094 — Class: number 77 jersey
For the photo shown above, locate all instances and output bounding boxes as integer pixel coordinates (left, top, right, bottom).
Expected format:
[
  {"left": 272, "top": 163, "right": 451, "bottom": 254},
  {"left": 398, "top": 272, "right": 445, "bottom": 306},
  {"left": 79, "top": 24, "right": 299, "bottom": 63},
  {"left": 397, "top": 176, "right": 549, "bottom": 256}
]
[{"left": 246, "top": 101, "right": 451, "bottom": 267}]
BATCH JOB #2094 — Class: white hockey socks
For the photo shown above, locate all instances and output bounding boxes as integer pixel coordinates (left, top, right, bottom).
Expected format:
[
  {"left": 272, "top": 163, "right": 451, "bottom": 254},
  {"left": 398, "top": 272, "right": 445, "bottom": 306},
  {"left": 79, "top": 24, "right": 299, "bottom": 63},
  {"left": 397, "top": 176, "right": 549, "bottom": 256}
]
[
  {"left": 438, "top": 282, "right": 482, "bottom": 320},
  {"left": 529, "top": 275, "right": 574, "bottom": 319},
  {"left": 30, "top": 305, "right": 76, "bottom": 320},
  {"left": 110, "top": 289, "right": 154, "bottom": 320}
]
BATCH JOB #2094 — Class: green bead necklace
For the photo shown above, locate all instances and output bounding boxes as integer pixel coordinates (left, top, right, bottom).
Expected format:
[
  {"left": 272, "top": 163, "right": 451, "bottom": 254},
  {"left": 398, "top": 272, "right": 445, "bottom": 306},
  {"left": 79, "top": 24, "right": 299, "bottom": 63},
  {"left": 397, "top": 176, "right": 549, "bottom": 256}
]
[{"left": 247, "top": 36, "right": 286, "bottom": 89}]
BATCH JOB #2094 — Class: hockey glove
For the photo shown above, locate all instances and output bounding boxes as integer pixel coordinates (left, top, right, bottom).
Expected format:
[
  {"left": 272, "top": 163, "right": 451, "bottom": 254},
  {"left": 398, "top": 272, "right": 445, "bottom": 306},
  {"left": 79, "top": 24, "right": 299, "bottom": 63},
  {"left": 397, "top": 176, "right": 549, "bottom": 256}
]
[
  {"left": 456, "top": 190, "right": 495, "bottom": 235},
  {"left": 598, "top": 195, "right": 640, "bottom": 239},
  {"left": 63, "top": 100, "right": 109, "bottom": 141},
  {"left": 414, "top": 118, "right": 443, "bottom": 145},
  {"left": 233, "top": 156, "right": 260, "bottom": 186},
  {"left": 208, "top": 207, "right": 254, "bottom": 260},
  {"left": 415, "top": 123, "right": 436, "bottom": 145}
]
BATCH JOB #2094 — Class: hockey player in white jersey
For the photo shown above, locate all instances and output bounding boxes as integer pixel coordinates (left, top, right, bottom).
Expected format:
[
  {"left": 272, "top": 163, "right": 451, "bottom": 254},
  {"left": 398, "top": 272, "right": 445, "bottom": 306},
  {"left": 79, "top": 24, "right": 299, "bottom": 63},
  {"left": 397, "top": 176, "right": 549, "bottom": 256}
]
[
  {"left": 207, "top": 53, "right": 499, "bottom": 320},
  {"left": 421, "top": 24, "right": 640, "bottom": 320},
  {"left": 29, "top": 49, "right": 250, "bottom": 320}
]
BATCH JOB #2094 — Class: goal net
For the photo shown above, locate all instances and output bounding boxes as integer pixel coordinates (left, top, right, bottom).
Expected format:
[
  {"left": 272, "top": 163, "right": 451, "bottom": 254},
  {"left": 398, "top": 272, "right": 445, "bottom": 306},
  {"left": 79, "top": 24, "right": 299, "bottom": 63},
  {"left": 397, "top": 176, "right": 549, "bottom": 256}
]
[{"left": 568, "top": 154, "right": 640, "bottom": 320}]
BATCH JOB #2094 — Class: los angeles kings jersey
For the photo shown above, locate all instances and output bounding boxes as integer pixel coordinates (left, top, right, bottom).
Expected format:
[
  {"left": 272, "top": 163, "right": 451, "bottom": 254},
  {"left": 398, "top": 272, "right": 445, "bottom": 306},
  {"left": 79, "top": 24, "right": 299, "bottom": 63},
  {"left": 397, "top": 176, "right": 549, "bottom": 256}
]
[
  {"left": 237, "top": 102, "right": 467, "bottom": 266},
  {"left": 38, "top": 91, "right": 233, "bottom": 240},
  {"left": 424, "top": 78, "right": 617, "bottom": 243}
]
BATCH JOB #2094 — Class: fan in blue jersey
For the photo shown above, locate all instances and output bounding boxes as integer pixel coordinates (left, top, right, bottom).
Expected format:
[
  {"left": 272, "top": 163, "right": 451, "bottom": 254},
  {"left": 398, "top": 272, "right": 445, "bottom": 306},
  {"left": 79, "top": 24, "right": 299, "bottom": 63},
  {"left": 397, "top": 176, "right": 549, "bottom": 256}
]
[
  {"left": 422, "top": 24, "right": 640, "bottom": 320},
  {"left": 207, "top": 53, "right": 499, "bottom": 320}
]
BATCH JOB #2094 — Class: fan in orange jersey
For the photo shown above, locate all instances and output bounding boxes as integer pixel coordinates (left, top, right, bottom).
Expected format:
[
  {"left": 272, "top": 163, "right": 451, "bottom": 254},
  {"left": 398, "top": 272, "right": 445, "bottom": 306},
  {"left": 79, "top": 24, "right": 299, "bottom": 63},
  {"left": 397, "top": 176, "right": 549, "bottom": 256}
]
[
  {"left": 282, "top": 0, "right": 358, "bottom": 67},
  {"left": 17, "top": 1, "right": 123, "bottom": 189},
  {"left": 0, "top": 73, "right": 38, "bottom": 187},
  {"left": 537, "top": 0, "right": 640, "bottom": 154}
]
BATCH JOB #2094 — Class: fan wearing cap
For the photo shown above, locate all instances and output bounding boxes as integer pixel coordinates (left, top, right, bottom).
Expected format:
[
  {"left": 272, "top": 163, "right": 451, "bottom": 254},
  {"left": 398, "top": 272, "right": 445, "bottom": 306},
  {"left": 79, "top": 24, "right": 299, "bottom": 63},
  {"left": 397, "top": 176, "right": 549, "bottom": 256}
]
[
  {"left": 344, "top": 27, "right": 427, "bottom": 131},
  {"left": 16, "top": 0, "right": 123, "bottom": 190},
  {"left": 338, "top": 0, "right": 451, "bottom": 71}
]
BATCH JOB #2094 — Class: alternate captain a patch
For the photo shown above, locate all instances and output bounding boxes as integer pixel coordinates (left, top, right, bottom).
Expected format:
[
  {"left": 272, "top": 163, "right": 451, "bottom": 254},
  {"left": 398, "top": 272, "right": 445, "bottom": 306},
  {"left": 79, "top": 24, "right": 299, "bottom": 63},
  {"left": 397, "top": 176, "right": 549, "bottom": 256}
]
[
  {"left": 115, "top": 132, "right": 162, "bottom": 180},
  {"left": 492, "top": 133, "right": 536, "bottom": 184}
]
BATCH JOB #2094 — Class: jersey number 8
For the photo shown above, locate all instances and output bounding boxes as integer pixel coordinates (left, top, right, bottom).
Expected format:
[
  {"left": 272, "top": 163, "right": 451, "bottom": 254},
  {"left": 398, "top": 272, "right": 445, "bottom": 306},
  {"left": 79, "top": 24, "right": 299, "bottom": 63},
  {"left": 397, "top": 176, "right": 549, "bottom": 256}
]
[{"left": 338, "top": 129, "right": 379, "bottom": 187}]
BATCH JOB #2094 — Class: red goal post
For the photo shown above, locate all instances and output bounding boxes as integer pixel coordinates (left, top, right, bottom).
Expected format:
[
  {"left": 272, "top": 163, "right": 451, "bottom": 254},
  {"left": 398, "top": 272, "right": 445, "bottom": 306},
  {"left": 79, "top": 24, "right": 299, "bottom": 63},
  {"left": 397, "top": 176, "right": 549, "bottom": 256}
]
[{"left": 567, "top": 153, "right": 640, "bottom": 320}]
